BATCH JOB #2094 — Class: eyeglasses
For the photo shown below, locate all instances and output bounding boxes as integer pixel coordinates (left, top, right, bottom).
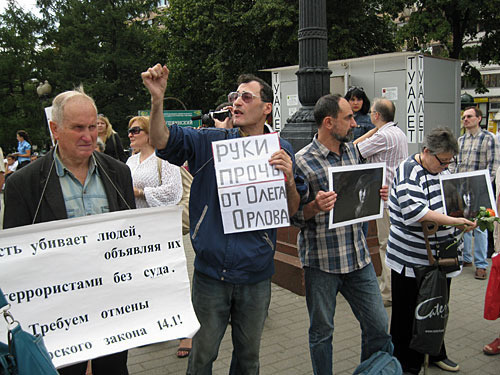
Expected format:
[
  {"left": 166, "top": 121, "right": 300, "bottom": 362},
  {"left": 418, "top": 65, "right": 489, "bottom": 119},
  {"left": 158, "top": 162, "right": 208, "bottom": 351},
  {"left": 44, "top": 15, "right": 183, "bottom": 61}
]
[
  {"left": 228, "top": 91, "right": 260, "bottom": 104},
  {"left": 128, "top": 127, "right": 144, "bottom": 135},
  {"left": 434, "top": 154, "right": 456, "bottom": 166}
]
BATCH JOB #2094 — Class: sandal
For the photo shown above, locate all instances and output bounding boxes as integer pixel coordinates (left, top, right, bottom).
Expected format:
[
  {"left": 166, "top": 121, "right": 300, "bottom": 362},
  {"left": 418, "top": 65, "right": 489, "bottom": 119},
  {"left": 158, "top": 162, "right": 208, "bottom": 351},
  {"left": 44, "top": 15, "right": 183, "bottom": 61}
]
[
  {"left": 483, "top": 337, "right": 500, "bottom": 355},
  {"left": 176, "top": 338, "right": 192, "bottom": 358},
  {"left": 475, "top": 268, "right": 488, "bottom": 280},
  {"left": 176, "top": 347, "right": 191, "bottom": 358}
]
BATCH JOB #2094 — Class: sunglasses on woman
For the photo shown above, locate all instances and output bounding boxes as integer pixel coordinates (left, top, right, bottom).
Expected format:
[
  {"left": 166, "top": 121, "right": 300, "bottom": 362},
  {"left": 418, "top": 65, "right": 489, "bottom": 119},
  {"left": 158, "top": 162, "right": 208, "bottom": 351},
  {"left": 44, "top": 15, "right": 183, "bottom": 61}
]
[
  {"left": 128, "top": 127, "right": 144, "bottom": 135},
  {"left": 227, "top": 91, "right": 260, "bottom": 104}
]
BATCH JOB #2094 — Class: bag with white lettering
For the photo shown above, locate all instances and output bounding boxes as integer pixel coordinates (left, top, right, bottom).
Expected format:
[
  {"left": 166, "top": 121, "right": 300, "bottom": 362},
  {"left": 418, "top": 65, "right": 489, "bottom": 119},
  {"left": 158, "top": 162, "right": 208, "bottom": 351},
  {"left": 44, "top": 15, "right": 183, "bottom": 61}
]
[
  {"left": 0, "top": 288, "right": 58, "bottom": 375},
  {"left": 409, "top": 265, "right": 449, "bottom": 356}
]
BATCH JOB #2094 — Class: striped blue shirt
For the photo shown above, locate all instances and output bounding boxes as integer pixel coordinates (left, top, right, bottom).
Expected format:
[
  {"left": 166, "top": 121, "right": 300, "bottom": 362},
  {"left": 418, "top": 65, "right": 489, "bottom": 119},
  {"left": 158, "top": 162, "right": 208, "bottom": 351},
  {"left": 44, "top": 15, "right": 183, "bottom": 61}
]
[
  {"left": 386, "top": 155, "right": 462, "bottom": 277},
  {"left": 291, "top": 136, "right": 371, "bottom": 274},
  {"left": 54, "top": 151, "right": 109, "bottom": 218}
]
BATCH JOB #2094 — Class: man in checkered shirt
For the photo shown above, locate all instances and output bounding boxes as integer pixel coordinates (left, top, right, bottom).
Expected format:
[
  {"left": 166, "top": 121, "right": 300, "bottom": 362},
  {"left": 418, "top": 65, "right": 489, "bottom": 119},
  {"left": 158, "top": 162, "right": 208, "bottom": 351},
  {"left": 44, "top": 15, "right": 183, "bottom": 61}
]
[
  {"left": 291, "top": 94, "right": 393, "bottom": 375},
  {"left": 450, "top": 106, "right": 499, "bottom": 280}
]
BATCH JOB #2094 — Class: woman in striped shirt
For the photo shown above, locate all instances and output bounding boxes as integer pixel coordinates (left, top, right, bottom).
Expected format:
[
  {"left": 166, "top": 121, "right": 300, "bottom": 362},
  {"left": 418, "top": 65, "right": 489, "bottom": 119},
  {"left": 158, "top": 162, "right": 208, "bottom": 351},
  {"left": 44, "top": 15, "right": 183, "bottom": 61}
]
[{"left": 386, "top": 127, "right": 475, "bottom": 374}]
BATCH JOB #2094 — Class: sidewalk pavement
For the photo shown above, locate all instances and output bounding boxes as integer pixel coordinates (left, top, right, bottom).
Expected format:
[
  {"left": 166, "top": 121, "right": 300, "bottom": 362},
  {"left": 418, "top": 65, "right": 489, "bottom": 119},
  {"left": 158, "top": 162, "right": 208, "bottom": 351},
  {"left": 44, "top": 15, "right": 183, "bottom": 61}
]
[{"left": 127, "top": 235, "right": 500, "bottom": 374}]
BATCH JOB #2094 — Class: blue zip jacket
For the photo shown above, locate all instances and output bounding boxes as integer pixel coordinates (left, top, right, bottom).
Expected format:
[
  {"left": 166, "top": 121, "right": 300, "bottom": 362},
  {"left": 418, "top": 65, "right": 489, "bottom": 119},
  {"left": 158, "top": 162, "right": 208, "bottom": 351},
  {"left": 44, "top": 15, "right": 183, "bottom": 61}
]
[{"left": 157, "top": 125, "right": 298, "bottom": 284}]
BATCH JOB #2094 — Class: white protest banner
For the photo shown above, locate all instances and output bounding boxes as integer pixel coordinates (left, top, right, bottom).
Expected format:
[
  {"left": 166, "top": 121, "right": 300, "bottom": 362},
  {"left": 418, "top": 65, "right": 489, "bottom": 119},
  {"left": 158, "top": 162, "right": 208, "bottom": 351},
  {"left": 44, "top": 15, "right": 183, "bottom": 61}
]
[
  {"left": 0, "top": 206, "right": 199, "bottom": 368},
  {"left": 212, "top": 133, "right": 290, "bottom": 234}
]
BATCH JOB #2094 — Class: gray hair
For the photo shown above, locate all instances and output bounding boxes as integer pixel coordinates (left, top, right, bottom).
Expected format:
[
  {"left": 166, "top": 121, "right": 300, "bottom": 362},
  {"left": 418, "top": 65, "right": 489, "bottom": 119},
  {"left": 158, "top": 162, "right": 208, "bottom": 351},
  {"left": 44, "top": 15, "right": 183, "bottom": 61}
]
[
  {"left": 51, "top": 85, "right": 97, "bottom": 127},
  {"left": 422, "top": 127, "right": 458, "bottom": 155}
]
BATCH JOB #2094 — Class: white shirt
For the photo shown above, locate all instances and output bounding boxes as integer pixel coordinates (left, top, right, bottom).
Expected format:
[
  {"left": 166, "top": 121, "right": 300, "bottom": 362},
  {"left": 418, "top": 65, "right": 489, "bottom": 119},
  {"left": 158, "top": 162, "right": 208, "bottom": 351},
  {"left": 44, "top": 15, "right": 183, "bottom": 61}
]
[
  {"left": 126, "top": 152, "right": 182, "bottom": 209},
  {"left": 357, "top": 122, "right": 408, "bottom": 208}
]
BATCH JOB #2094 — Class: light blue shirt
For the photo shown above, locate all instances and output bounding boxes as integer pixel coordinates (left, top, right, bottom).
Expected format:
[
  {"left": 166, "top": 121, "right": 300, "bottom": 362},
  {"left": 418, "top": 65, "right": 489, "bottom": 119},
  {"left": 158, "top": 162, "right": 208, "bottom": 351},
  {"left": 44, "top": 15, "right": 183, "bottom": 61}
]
[
  {"left": 54, "top": 151, "right": 109, "bottom": 218},
  {"left": 17, "top": 140, "right": 31, "bottom": 163}
]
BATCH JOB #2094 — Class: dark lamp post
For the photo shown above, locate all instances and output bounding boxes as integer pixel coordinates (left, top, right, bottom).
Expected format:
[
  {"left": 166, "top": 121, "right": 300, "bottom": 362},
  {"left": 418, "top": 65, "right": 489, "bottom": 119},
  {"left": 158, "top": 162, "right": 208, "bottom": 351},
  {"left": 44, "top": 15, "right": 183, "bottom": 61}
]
[
  {"left": 279, "top": 0, "right": 331, "bottom": 153},
  {"left": 272, "top": 0, "right": 331, "bottom": 296}
]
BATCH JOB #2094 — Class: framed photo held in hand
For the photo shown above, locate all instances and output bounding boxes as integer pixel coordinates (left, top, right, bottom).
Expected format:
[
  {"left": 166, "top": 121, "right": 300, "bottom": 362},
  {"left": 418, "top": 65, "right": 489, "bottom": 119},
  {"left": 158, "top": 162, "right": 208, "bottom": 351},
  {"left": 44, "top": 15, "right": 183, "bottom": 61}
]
[
  {"left": 440, "top": 170, "right": 497, "bottom": 219},
  {"left": 328, "top": 162, "right": 386, "bottom": 229}
]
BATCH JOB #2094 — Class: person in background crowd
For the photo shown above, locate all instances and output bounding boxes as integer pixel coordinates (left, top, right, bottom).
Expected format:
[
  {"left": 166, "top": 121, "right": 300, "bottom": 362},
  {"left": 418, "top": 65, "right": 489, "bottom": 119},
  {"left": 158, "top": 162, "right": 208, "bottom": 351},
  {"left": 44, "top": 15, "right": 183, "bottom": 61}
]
[
  {"left": 97, "top": 114, "right": 128, "bottom": 163},
  {"left": 386, "top": 127, "right": 475, "bottom": 374},
  {"left": 291, "top": 94, "right": 393, "bottom": 375},
  {"left": 486, "top": 167, "right": 500, "bottom": 356},
  {"left": 4, "top": 154, "right": 18, "bottom": 183},
  {"left": 345, "top": 86, "right": 375, "bottom": 238},
  {"left": 142, "top": 63, "right": 301, "bottom": 374},
  {"left": 126, "top": 115, "right": 188, "bottom": 357},
  {"left": 0, "top": 147, "right": 4, "bottom": 193},
  {"left": 353, "top": 98, "right": 408, "bottom": 308},
  {"left": 126, "top": 116, "right": 182, "bottom": 209},
  {"left": 344, "top": 87, "right": 375, "bottom": 141},
  {"left": 3, "top": 87, "right": 135, "bottom": 375},
  {"left": 449, "top": 106, "right": 499, "bottom": 280},
  {"left": 14, "top": 130, "right": 32, "bottom": 169}
]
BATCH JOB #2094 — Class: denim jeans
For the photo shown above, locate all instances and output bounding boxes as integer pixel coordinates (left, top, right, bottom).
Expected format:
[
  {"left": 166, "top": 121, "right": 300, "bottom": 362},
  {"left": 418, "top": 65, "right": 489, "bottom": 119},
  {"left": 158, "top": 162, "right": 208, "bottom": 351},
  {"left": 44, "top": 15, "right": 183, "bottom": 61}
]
[
  {"left": 464, "top": 227, "right": 489, "bottom": 269},
  {"left": 304, "top": 265, "right": 392, "bottom": 375},
  {"left": 186, "top": 270, "right": 271, "bottom": 375}
]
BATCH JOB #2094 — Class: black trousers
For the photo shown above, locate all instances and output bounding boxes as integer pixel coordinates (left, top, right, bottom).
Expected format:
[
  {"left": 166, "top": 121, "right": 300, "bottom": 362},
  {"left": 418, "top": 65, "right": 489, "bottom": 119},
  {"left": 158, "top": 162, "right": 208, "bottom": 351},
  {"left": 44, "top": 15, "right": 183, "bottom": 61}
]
[
  {"left": 390, "top": 269, "right": 450, "bottom": 374},
  {"left": 58, "top": 351, "right": 128, "bottom": 375}
]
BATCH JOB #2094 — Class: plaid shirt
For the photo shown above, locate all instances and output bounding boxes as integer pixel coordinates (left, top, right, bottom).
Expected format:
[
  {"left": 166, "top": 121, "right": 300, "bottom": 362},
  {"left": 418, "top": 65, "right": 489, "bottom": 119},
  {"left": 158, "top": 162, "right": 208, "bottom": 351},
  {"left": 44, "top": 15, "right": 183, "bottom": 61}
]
[
  {"left": 291, "top": 136, "right": 371, "bottom": 274},
  {"left": 450, "top": 128, "right": 499, "bottom": 182}
]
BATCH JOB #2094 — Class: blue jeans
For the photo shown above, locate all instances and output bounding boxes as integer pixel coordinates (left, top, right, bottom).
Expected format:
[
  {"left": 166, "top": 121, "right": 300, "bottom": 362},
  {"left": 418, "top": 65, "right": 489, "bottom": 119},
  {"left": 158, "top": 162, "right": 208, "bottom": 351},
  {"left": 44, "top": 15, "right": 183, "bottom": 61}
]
[
  {"left": 464, "top": 227, "right": 489, "bottom": 269},
  {"left": 304, "top": 265, "right": 392, "bottom": 375},
  {"left": 187, "top": 270, "right": 271, "bottom": 375}
]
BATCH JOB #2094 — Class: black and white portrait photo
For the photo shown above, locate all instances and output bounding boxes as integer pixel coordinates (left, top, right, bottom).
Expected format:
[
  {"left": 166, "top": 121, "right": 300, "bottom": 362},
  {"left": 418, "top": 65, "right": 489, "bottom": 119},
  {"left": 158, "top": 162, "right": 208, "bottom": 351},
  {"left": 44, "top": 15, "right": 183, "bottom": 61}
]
[
  {"left": 328, "top": 163, "right": 386, "bottom": 229},
  {"left": 440, "top": 170, "right": 497, "bottom": 219}
]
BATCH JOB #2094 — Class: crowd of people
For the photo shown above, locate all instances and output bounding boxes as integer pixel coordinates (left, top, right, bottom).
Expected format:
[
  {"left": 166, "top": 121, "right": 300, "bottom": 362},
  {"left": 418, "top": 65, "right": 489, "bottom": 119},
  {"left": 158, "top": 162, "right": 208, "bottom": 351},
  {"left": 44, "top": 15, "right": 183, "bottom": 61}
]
[{"left": 2, "top": 63, "right": 500, "bottom": 375}]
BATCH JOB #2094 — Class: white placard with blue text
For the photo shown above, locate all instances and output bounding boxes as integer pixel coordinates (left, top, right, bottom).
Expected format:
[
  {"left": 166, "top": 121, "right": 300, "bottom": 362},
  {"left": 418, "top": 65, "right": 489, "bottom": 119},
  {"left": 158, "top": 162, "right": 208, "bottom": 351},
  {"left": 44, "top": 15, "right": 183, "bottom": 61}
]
[
  {"left": 0, "top": 206, "right": 199, "bottom": 368},
  {"left": 212, "top": 133, "right": 290, "bottom": 234}
]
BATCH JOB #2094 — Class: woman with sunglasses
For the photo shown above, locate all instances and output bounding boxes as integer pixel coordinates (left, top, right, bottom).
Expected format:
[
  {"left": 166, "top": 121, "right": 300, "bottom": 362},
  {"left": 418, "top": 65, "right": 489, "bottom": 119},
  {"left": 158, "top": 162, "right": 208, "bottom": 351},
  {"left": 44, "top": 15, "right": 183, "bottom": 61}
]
[
  {"left": 126, "top": 115, "right": 188, "bottom": 357},
  {"left": 344, "top": 87, "right": 375, "bottom": 140},
  {"left": 97, "top": 114, "right": 128, "bottom": 163},
  {"left": 126, "top": 116, "right": 182, "bottom": 209}
]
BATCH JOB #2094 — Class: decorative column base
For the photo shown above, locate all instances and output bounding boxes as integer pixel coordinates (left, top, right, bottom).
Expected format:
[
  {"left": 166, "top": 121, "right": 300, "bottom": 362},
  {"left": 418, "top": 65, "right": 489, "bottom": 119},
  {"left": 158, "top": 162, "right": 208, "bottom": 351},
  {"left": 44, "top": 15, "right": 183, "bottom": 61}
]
[
  {"left": 272, "top": 226, "right": 305, "bottom": 296},
  {"left": 280, "top": 106, "right": 317, "bottom": 153}
]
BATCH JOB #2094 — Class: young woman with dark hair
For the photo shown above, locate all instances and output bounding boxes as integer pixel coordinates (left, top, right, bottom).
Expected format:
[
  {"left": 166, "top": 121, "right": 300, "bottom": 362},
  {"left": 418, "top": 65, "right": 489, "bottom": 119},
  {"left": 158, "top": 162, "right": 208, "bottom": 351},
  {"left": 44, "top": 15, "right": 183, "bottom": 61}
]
[
  {"left": 345, "top": 87, "right": 374, "bottom": 140},
  {"left": 14, "top": 130, "right": 32, "bottom": 169}
]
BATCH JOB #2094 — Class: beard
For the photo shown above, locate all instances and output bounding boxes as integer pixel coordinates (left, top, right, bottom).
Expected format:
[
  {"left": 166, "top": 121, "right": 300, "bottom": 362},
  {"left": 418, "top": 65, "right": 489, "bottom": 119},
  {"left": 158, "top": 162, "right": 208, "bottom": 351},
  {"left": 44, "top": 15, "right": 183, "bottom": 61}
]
[{"left": 333, "top": 128, "right": 353, "bottom": 143}]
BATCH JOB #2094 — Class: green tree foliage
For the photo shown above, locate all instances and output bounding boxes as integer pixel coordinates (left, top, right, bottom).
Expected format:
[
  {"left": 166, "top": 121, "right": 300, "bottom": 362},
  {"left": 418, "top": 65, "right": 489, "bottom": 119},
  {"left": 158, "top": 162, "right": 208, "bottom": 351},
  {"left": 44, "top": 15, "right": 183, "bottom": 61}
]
[
  {"left": 35, "top": 0, "right": 164, "bottom": 141},
  {"left": 0, "top": 0, "right": 48, "bottom": 152},
  {"left": 161, "top": 0, "right": 396, "bottom": 111},
  {"left": 326, "top": 0, "right": 396, "bottom": 60},
  {"left": 0, "top": 0, "right": 400, "bottom": 148},
  {"left": 384, "top": 0, "right": 500, "bottom": 93},
  {"left": 160, "top": 0, "right": 300, "bottom": 112}
]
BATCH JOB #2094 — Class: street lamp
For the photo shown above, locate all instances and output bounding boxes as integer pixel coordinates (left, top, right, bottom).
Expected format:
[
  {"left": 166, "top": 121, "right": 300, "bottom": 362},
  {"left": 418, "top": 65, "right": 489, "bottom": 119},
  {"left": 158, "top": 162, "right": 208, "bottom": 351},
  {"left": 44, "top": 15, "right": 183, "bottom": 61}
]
[{"left": 279, "top": 0, "right": 331, "bottom": 153}]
